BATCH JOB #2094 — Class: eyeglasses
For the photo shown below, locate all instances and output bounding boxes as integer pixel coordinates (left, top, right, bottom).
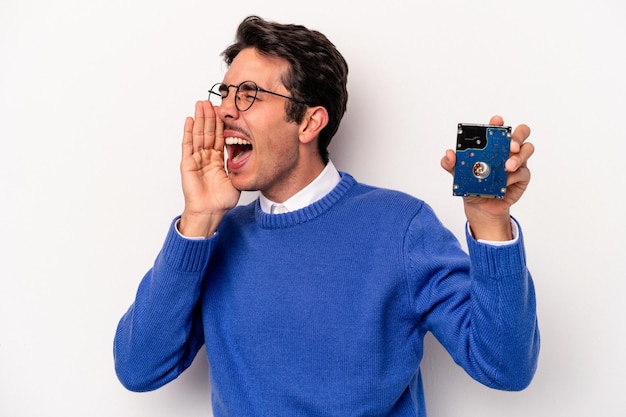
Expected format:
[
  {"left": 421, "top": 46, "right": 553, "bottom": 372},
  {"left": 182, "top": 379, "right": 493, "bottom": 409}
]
[{"left": 208, "top": 80, "right": 307, "bottom": 112}]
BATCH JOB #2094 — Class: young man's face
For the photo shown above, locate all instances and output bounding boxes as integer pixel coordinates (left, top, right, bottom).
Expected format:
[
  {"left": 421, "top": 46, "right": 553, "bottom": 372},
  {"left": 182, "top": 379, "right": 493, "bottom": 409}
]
[{"left": 217, "top": 48, "right": 308, "bottom": 202}]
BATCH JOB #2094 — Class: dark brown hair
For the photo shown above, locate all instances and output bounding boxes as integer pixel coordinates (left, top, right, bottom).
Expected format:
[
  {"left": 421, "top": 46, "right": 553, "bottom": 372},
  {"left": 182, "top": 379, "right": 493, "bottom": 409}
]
[{"left": 222, "top": 16, "right": 348, "bottom": 164}]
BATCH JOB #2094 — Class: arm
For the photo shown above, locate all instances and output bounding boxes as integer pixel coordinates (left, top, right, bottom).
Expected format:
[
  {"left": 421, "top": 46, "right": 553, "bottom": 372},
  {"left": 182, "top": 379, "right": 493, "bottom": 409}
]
[
  {"left": 114, "top": 101, "right": 240, "bottom": 390},
  {"left": 406, "top": 209, "right": 539, "bottom": 390},
  {"left": 420, "top": 115, "right": 539, "bottom": 388},
  {"left": 461, "top": 221, "right": 540, "bottom": 390},
  {"left": 113, "top": 221, "right": 213, "bottom": 391}
]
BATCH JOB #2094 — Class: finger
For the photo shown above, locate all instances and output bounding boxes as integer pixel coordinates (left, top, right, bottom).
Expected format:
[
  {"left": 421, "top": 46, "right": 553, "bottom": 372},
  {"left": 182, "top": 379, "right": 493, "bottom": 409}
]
[
  {"left": 201, "top": 100, "right": 217, "bottom": 150},
  {"left": 182, "top": 116, "right": 195, "bottom": 158},
  {"left": 193, "top": 101, "right": 206, "bottom": 152},
  {"left": 506, "top": 165, "right": 531, "bottom": 188},
  {"left": 489, "top": 115, "right": 504, "bottom": 126},
  {"left": 511, "top": 123, "right": 531, "bottom": 148},
  {"left": 517, "top": 141, "right": 535, "bottom": 165},
  {"left": 214, "top": 110, "right": 225, "bottom": 151},
  {"left": 506, "top": 141, "right": 535, "bottom": 172},
  {"left": 440, "top": 149, "right": 456, "bottom": 174},
  {"left": 505, "top": 124, "right": 533, "bottom": 171}
]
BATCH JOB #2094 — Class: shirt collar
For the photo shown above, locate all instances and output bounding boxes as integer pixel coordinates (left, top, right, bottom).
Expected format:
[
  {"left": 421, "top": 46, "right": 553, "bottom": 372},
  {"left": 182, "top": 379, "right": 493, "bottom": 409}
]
[{"left": 259, "top": 160, "right": 341, "bottom": 214}]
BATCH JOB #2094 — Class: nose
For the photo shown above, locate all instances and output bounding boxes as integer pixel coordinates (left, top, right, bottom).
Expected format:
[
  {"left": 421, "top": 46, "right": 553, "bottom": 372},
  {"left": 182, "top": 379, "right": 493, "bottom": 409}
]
[
  {"left": 216, "top": 96, "right": 239, "bottom": 120},
  {"left": 216, "top": 92, "right": 240, "bottom": 120}
]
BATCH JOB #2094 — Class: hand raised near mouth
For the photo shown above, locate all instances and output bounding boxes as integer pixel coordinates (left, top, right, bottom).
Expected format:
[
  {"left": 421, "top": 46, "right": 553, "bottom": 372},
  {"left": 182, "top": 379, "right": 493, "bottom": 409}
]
[{"left": 179, "top": 100, "right": 241, "bottom": 238}]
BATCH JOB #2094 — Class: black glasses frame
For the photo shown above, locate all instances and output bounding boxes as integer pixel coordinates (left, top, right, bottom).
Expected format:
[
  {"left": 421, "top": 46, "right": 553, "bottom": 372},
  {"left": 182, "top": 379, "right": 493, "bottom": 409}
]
[{"left": 208, "top": 80, "right": 307, "bottom": 112}]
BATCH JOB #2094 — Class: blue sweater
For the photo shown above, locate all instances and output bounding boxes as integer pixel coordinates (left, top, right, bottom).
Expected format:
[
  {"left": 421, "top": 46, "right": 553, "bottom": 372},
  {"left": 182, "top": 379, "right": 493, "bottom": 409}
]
[{"left": 114, "top": 173, "right": 539, "bottom": 416}]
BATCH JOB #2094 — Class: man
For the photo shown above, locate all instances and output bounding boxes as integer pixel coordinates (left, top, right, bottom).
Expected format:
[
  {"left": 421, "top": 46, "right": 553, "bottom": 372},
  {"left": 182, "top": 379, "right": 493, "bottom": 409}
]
[{"left": 114, "top": 15, "right": 539, "bottom": 416}]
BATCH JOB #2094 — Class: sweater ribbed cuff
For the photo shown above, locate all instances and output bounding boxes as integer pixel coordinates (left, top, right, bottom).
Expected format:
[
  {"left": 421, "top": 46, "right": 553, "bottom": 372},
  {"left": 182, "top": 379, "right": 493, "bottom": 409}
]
[
  {"left": 160, "top": 216, "right": 214, "bottom": 272},
  {"left": 466, "top": 217, "right": 527, "bottom": 278}
]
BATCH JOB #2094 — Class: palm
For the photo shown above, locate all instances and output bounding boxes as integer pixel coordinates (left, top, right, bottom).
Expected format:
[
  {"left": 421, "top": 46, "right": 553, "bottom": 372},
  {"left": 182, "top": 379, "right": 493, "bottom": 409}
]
[
  {"left": 181, "top": 147, "right": 240, "bottom": 215},
  {"left": 461, "top": 175, "right": 529, "bottom": 219}
]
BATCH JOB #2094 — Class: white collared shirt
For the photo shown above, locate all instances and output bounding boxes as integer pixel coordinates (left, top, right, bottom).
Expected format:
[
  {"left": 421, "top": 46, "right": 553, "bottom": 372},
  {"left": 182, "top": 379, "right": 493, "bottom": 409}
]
[{"left": 259, "top": 160, "right": 341, "bottom": 214}]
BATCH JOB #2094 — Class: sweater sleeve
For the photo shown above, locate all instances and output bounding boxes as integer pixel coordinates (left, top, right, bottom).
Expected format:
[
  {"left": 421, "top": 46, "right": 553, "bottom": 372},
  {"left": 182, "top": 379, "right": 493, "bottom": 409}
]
[
  {"left": 113, "top": 217, "right": 213, "bottom": 392},
  {"left": 406, "top": 206, "right": 540, "bottom": 391}
]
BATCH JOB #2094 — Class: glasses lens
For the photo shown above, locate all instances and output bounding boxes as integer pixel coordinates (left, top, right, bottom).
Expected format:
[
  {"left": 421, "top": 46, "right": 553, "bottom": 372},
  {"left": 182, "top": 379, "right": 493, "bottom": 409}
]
[
  {"left": 208, "top": 83, "right": 226, "bottom": 106},
  {"left": 236, "top": 81, "right": 258, "bottom": 111}
]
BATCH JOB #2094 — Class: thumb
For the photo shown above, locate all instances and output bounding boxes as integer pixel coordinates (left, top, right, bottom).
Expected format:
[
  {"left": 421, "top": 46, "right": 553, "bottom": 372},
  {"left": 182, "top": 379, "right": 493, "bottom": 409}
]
[{"left": 441, "top": 149, "right": 456, "bottom": 174}]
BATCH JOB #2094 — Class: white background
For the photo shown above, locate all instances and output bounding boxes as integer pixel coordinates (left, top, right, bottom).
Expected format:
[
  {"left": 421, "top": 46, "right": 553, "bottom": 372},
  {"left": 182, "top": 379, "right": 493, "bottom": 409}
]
[{"left": 1, "top": 0, "right": 625, "bottom": 416}]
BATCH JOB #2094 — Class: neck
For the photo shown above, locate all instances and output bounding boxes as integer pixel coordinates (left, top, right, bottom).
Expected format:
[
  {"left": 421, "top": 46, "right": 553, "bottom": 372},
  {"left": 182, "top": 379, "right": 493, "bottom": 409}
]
[{"left": 263, "top": 157, "right": 326, "bottom": 203}]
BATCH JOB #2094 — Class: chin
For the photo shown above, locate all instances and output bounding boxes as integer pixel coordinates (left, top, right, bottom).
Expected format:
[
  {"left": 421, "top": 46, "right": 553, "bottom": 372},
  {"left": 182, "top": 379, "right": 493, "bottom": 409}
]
[{"left": 229, "top": 173, "right": 256, "bottom": 192}]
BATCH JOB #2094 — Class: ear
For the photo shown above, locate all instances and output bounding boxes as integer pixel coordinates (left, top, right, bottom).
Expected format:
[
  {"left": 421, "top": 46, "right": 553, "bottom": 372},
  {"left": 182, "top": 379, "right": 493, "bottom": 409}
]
[{"left": 298, "top": 106, "right": 328, "bottom": 144}]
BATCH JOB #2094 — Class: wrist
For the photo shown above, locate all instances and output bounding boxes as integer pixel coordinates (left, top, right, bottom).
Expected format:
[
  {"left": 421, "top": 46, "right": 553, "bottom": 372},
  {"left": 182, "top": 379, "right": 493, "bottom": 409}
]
[
  {"left": 179, "top": 210, "right": 225, "bottom": 238},
  {"left": 466, "top": 212, "right": 512, "bottom": 241}
]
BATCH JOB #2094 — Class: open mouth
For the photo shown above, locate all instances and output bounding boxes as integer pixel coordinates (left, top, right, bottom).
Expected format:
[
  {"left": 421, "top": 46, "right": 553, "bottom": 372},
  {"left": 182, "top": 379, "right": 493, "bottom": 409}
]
[{"left": 225, "top": 137, "right": 253, "bottom": 165}]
